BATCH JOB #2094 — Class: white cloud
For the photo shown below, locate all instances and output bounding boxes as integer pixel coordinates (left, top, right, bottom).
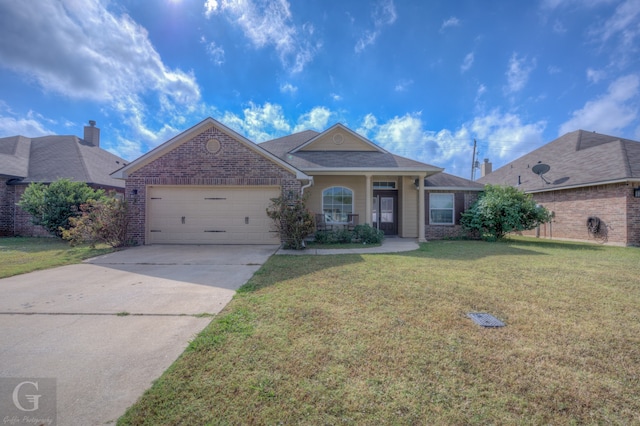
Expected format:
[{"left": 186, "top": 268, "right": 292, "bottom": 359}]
[
  {"left": 204, "top": 40, "right": 225, "bottom": 65},
  {"left": 548, "top": 65, "right": 562, "bottom": 74},
  {"left": 280, "top": 83, "right": 298, "bottom": 94},
  {"left": 0, "top": 111, "right": 52, "bottom": 138},
  {"left": 330, "top": 93, "right": 343, "bottom": 101},
  {"left": 355, "top": 0, "right": 397, "bottom": 53},
  {"left": 559, "top": 74, "right": 639, "bottom": 135},
  {"left": 586, "top": 68, "right": 607, "bottom": 83},
  {"left": 204, "top": 0, "right": 317, "bottom": 73},
  {"left": 589, "top": 0, "right": 640, "bottom": 66},
  {"left": 440, "top": 16, "right": 460, "bottom": 31},
  {"left": 552, "top": 19, "right": 567, "bottom": 33},
  {"left": 0, "top": 1, "right": 200, "bottom": 106},
  {"left": 504, "top": 53, "right": 536, "bottom": 94},
  {"left": 394, "top": 79, "right": 414, "bottom": 92},
  {"left": 461, "top": 52, "right": 474, "bottom": 73},
  {"left": 0, "top": 0, "right": 202, "bottom": 159},
  {"left": 357, "top": 110, "right": 546, "bottom": 176},
  {"left": 222, "top": 102, "right": 292, "bottom": 142},
  {"left": 294, "top": 107, "right": 333, "bottom": 132}
]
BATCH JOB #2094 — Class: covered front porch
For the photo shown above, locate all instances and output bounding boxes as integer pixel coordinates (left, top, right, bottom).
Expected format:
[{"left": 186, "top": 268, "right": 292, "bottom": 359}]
[{"left": 304, "top": 172, "right": 437, "bottom": 242}]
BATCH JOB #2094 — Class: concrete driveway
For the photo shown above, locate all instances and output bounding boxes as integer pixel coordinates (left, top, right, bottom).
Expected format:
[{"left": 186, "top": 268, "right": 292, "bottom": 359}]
[{"left": 0, "top": 244, "right": 278, "bottom": 425}]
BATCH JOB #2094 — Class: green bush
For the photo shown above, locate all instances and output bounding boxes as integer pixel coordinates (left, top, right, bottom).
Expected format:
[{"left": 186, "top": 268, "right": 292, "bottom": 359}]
[
  {"left": 266, "top": 191, "right": 315, "bottom": 250},
  {"left": 18, "top": 179, "right": 105, "bottom": 237},
  {"left": 313, "top": 224, "right": 384, "bottom": 245},
  {"left": 460, "top": 184, "right": 552, "bottom": 241},
  {"left": 352, "top": 224, "right": 384, "bottom": 244},
  {"left": 62, "top": 195, "right": 129, "bottom": 248}
]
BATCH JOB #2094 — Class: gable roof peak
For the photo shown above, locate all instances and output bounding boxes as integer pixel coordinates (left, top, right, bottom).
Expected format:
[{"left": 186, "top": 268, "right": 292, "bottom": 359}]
[{"left": 291, "top": 122, "right": 387, "bottom": 154}]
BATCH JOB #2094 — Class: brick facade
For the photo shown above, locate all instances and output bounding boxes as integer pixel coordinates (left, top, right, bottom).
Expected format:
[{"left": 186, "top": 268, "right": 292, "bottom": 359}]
[
  {"left": 0, "top": 177, "right": 15, "bottom": 236},
  {"left": 521, "top": 183, "right": 639, "bottom": 246},
  {"left": 424, "top": 190, "right": 480, "bottom": 240},
  {"left": 125, "top": 126, "right": 301, "bottom": 245}
]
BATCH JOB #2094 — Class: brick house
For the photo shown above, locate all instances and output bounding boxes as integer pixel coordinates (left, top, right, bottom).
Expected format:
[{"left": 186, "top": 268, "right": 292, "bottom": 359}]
[
  {"left": 0, "top": 121, "right": 126, "bottom": 236},
  {"left": 478, "top": 130, "right": 640, "bottom": 246},
  {"left": 113, "top": 117, "right": 482, "bottom": 245}
]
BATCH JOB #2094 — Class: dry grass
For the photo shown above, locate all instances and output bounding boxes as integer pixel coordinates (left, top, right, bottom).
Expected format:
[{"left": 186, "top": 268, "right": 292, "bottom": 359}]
[
  {"left": 0, "top": 237, "right": 113, "bottom": 278},
  {"left": 119, "top": 238, "right": 640, "bottom": 425}
]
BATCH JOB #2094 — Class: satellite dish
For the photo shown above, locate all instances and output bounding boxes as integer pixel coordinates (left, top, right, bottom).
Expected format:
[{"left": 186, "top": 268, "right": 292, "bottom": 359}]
[{"left": 531, "top": 162, "right": 551, "bottom": 184}]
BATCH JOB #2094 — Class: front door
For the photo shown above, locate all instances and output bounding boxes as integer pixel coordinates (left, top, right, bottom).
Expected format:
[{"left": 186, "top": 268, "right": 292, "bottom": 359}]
[{"left": 372, "top": 190, "right": 398, "bottom": 235}]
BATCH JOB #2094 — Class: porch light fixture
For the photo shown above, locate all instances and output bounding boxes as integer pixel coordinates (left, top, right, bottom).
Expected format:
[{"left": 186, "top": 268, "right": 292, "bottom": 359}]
[{"left": 634, "top": 187, "right": 640, "bottom": 198}]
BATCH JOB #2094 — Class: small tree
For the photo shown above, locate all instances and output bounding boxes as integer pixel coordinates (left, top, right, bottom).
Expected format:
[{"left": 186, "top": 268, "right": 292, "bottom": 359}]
[
  {"left": 461, "top": 184, "right": 551, "bottom": 241},
  {"left": 266, "top": 191, "right": 315, "bottom": 250},
  {"left": 18, "top": 179, "right": 105, "bottom": 237},
  {"left": 62, "top": 195, "right": 129, "bottom": 248}
]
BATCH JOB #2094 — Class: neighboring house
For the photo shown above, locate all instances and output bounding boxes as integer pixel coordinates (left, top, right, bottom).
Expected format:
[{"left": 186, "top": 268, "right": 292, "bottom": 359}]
[
  {"left": 478, "top": 130, "right": 640, "bottom": 246},
  {"left": 0, "top": 121, "right": 127, "bottom": 236},
  {"left": 114, "top": 117, "right": 482, "bottom": 245}
]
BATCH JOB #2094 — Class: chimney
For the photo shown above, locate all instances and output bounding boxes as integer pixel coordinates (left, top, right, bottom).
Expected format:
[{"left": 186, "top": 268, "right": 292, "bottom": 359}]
[
  {"left": 84, "top": 120, "right": 100, "bottom": 147},
  {"left": 481, "top": 158, "right": 492, "bottom": 177}
]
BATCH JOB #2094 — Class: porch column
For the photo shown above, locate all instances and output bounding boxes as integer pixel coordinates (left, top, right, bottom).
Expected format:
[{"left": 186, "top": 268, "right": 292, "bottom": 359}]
[
  {"left": 418, "top": 174, "right": 426, "bottom": 242},
  {"left": 365, "top": 174, "right": 372, "bottom": 225}
]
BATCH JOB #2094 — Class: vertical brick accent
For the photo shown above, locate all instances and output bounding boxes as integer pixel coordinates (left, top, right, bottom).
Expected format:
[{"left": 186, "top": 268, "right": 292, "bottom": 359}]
[
  {"left": 628, "top": 186, "right": 640, "bottom": 246},
  {"left": 0, "top": 178, "right": 14, "bottom": 236},
  {"left": 521, "top": 183, "right": 638, "bottom": 246},
  {"left": 125, "top": 126, "right": 300, "bottom": 245},
  {"left": 12, "top": 185, "right": 51, "bottom": 237}
]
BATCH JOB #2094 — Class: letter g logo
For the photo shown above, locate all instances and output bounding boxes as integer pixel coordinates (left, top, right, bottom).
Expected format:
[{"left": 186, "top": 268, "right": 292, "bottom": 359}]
[{"left": 12, "top": 381, "right": 41, "bottom": 412}]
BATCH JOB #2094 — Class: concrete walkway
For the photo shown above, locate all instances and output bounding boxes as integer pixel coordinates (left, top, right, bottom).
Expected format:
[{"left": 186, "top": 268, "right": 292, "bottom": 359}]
[{"left": 276, "top": 237, "right": 420, "bottom": 255}]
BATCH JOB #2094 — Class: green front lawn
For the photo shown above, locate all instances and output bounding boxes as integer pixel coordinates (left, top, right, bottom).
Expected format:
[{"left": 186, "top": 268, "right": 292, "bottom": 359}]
[
  {"left": 0, "top": 237, "right": 114, "bottom": 278},
  {"left": 119, "top": 238, "right": 640, "bottom": 425}
]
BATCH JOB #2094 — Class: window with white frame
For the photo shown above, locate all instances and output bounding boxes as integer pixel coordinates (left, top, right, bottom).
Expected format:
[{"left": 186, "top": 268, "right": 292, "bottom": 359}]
[
  {"left": 373, "top": 181, "right": 396, "bottom": 189},
  {"left": 322, "top": 186, "right": 353, "bottom": 223},
  {"left": 429, "top": 193, "right": 454, "bottom": 224}
]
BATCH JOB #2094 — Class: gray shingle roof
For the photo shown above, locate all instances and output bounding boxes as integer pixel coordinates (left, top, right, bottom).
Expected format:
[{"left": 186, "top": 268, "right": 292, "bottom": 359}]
[
  {"left": 0, "top": 135, "right": 126, "bottom": 188},
  {"left": 424, "top": 172, "right": 484, "bottom": 189},
  {"left": 478, "top": 129, "right": 640, "bottom": 192},
  {"left": 259, "top": 130, "right": 443, "bottom": 172}
]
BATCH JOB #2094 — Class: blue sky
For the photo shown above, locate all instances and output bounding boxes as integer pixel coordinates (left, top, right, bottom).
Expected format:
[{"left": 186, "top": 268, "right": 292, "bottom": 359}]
[{"left": 1, "top": 0, "right": 639, "bottom": 178}]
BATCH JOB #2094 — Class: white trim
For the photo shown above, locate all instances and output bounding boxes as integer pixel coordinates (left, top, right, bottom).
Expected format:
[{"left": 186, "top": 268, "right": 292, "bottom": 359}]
[
  {"left": 426, "top": 186, "right": 484, "bottom": 191},
  {"left": 303, "top": 167, "right": 443, "bottom": 175},
  {"left": 321, "top": 185, "right": 355, "bottom": 224},
  {"left": 525, "top": 178, "right": 640, "bottom": 194},
  {"left": 429, "top": 193, "right": 455, "bottom": 225}
]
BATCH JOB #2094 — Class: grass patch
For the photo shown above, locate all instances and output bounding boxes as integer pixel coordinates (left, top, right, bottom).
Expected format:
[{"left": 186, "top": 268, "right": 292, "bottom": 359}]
[
  {"left": 119, "top": 238, "right": 640, "bottom": 425},
  {"left": 0, "top": 237, "right": 114, "bottom": 278}
]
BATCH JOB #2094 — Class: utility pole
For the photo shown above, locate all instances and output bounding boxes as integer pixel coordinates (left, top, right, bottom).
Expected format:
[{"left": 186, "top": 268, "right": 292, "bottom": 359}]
[{"left": 470, "top": 139, "right": 477, "bottom": 181}]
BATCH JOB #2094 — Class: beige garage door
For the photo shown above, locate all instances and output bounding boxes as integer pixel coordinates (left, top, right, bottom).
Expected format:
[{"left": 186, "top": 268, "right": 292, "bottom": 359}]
[{"left": 147, "top": 186, "right": 280, "bottom": 244}]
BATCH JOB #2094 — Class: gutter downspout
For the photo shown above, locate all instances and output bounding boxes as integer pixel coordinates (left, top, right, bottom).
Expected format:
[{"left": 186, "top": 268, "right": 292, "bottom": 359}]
[{"left": 300, "top": 177, "right": 314, "bottom": 196}]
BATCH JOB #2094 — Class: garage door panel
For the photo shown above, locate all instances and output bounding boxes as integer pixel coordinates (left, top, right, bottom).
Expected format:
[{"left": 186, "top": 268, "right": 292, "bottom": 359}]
[{"left": 147, "top": 186, "right": 280, "bottom": 245}]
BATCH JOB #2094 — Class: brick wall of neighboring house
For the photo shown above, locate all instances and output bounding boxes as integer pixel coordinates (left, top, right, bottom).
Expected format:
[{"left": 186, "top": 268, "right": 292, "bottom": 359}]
[
  {"left": 9, "top": 184, "right": 124, "bottom": 237},
  {"left": 12, "top": 185, "right": 51, "bottom": 237},
  {"left": 424, "top": 191, "right": 480, "bottom": 240},
  {"left": 0, "top": 177, "right": 14, "bottom": 236},
  {"left": 125, "top": 126, "right": 301, "bottom": 245},
  {"left": 628, "top": 186, "right": 640, "bottom": 246},
  {"left": 522, "top": 183, "right": 636, "bottom": 246}
]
